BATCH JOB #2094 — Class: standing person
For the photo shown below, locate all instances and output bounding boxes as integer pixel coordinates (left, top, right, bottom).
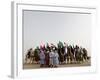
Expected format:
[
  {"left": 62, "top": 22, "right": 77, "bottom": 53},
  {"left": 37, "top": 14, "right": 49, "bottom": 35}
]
[
  {"left": 39, "top": 50, "right": 45, "bottom": 67},
  {"left": 57, "top": 41, "right": 64, "bottom": 64},
  {"left": 49, "top": 49, "right": 54, "bottom": 67},
  {"left": 53, "top": 50, "right": 59, "bottom": 67},
  {"left": 64, "top": 46, "right": 68, "bottom": 64},
  {"left": 45, "top": 50, "right": 50, "bottom": 67},
  {"left": 34, "top": 48, "right": 40, "bottom": 64}
]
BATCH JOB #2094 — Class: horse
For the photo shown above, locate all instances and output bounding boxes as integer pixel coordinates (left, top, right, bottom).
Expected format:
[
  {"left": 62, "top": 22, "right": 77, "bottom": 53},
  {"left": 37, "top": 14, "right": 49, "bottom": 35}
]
[
  {"left": 25, "top": 48, "right": 34, "bottom": 64},
  {"left": 57, "top": 47, "right": 65, "bottom": 64},
  {"left": 82, "top": 48, "right": 89, "bottom": 61},
  {"left": 33, "top": 49, "right": 40, "bottom": 64},
  {"left": 66, "top": 46, "right": 75, "bottom": 64}
]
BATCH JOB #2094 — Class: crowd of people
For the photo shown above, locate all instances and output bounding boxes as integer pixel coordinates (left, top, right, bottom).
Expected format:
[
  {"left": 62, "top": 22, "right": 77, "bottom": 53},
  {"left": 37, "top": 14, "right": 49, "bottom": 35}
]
[{"left": 25, "top": 41, "right": 90, "bottom": 68}]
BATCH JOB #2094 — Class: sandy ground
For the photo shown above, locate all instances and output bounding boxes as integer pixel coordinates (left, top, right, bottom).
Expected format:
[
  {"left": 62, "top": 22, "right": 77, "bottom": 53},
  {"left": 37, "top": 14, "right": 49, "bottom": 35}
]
[{"left": 23, "top": 60, "right": 91, "bottom": 69}]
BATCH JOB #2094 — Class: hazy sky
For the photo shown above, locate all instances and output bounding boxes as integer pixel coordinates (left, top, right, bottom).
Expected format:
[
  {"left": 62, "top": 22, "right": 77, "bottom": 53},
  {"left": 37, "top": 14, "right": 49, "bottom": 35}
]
[{"left": 23, "top": 10, "right": 91, "bottom": 55}]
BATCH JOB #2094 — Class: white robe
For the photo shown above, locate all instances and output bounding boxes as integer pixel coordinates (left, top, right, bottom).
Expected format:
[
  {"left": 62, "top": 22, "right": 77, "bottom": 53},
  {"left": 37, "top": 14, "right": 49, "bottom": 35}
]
[
  {"left": 49, "top": 51, "right": 54, "bottom": 65},
  {"left": 53, "top": 52, "right": 59, "bottom": 65}
]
